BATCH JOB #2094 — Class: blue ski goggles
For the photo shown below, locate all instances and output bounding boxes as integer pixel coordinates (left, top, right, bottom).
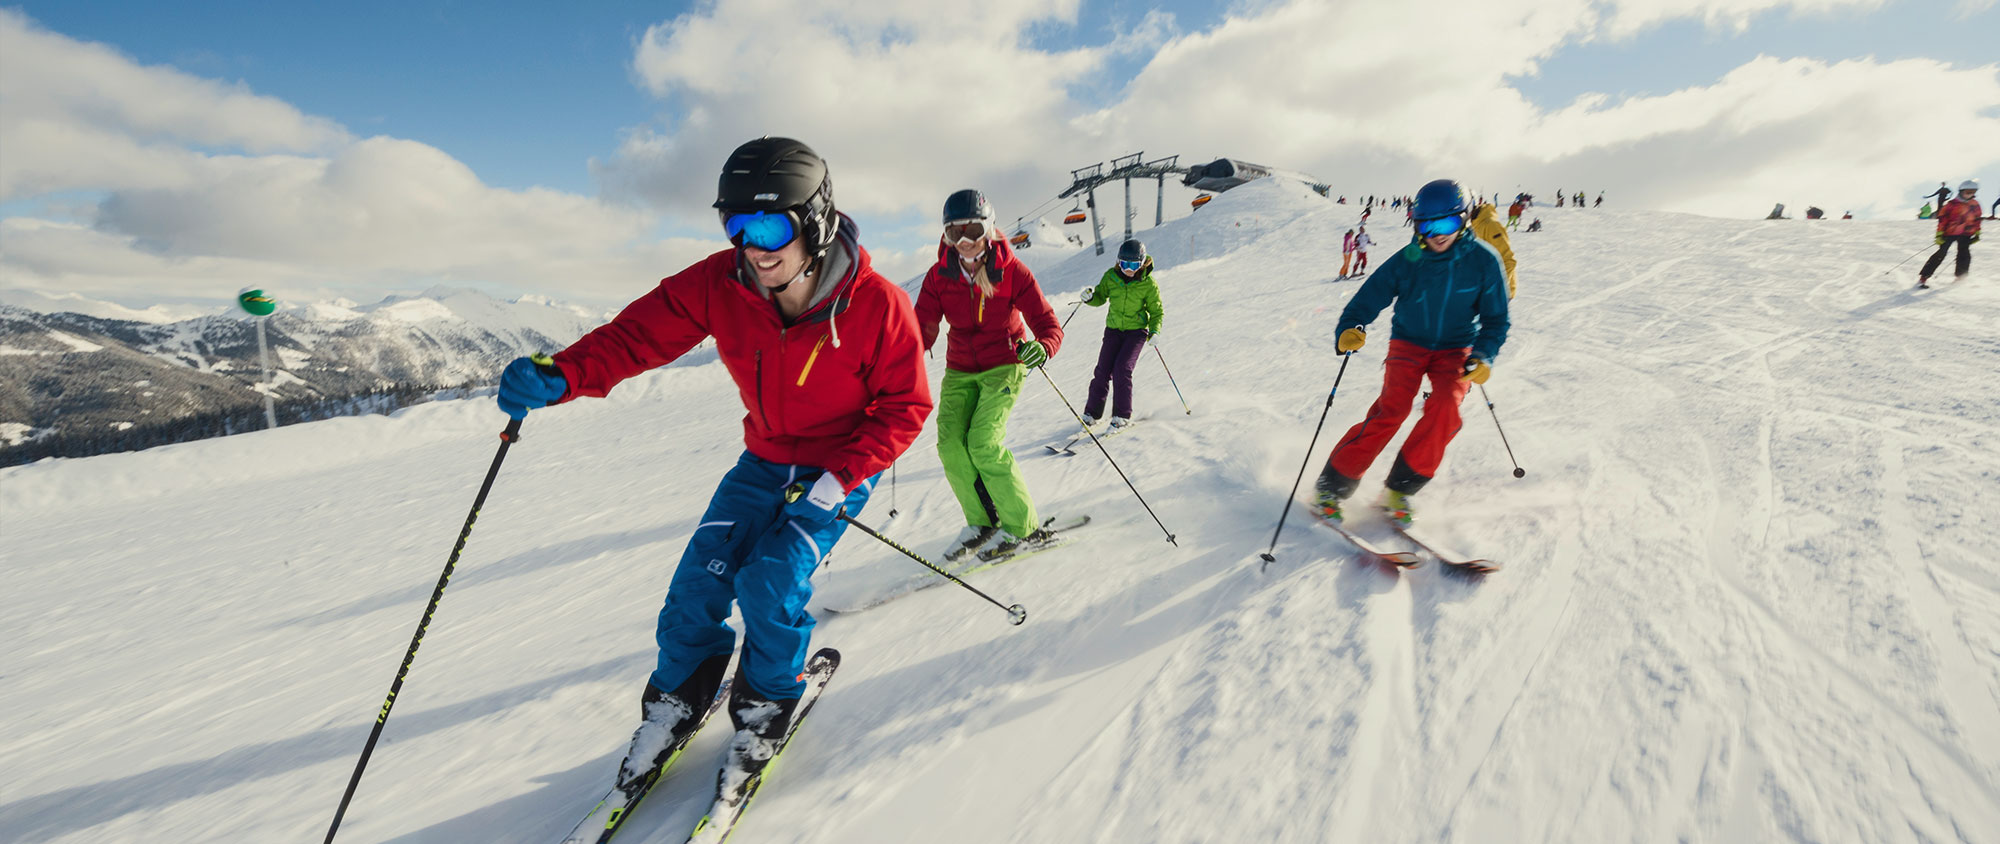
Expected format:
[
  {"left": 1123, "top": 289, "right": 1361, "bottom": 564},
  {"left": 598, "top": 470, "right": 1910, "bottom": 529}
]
[
  {"left": 1416, "top": 214, "right": 1466, "bottom": 238},
  {"left": 721, "top": 210, "right": 799, "bottom": 251},
  {"left": 1118, "top": 259, "right": 1143, "bottom": 273}
]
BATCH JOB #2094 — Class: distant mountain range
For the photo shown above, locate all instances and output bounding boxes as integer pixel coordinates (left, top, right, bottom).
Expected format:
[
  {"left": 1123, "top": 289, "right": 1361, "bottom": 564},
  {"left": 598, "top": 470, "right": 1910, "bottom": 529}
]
[{"left": 0, "top": 287, "right": 607, "bottom": 464}]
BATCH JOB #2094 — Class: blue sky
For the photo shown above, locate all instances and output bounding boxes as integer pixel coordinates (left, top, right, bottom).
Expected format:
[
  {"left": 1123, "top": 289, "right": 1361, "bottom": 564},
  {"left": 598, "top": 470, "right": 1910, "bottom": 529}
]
[
  {"left": 20, "top": 0, "right": 1987, "bottom": 195},
  {"left": 3, "top": 1, "right": 1997, "bottom": 307}
]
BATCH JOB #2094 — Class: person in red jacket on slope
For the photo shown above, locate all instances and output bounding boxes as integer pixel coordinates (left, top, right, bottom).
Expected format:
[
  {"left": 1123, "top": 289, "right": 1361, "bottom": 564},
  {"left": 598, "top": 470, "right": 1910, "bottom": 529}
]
[
  {"left": 494, "top": 137, "right": 932, "bottom": 790},
  {"left": 1918, "top": 179, "right": 1983, "bottom": 288},
  {"left": 914, "top": 189, "right": 1064, "bottom": 562}
]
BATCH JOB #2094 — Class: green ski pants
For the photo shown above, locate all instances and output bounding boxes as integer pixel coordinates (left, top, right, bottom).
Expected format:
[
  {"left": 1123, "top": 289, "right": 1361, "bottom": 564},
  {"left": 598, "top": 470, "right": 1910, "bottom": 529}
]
[{"left": 936, "top": 364, "right": 1039, "bottom": 536}]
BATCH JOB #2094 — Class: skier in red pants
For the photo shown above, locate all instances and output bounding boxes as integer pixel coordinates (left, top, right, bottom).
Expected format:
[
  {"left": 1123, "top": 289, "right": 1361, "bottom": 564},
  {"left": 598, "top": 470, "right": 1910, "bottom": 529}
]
[{"left": 1315, "top": 179, "right": 1510, "bottom": 526}]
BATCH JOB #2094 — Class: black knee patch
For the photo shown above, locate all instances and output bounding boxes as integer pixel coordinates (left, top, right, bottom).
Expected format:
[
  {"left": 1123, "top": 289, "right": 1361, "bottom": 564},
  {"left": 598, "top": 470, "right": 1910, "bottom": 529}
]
[
  {"left": 1315, "top": 463, "right": 1359, "bottom": 500},
  {"left": 1385, "top": 454, "right": 1432, "bottom": 495}
]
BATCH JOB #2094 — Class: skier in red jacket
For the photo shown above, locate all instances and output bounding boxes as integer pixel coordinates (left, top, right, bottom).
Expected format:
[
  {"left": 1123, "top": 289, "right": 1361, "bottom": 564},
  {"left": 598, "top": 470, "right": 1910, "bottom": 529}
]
[
  {"left": 495, "top": 137, "right": 932, "bottom": 790},
  {"left": 1919, "top": 179, "right": 1983, "bottom": 288},
  {"left": 914, "top": 189, "right": 1064, "bottom": 561}
]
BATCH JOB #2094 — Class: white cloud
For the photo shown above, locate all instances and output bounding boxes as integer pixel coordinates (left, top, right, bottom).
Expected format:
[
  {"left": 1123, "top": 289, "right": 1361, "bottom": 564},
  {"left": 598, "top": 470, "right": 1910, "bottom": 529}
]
[
  {"left": 598, "top": 0, "right": 1997, "bottom": 229},
  {"left": 0, "top": 9, "right": 720, "bottom": 307},
  {"left": 0, "top": 8, "right": 349, "bottom": 200},
  {"left": 4, "top": 1, "right": 1996, "bottom": 310}
]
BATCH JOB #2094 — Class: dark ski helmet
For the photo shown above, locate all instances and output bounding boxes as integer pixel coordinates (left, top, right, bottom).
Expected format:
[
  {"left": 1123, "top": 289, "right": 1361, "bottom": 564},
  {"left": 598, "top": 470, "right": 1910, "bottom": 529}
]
[
  {"left": 714, "top": 137, "right": 837, "bottom": 259},
  {"left": 1117, "top": 238, "right": 1146, "bottom": 263},
  {"left": 1412, "top": 179, "right": 1469, "bottom": 222},
  {"left": 942, "top": 189, "right": 994, "bottom": 225}
]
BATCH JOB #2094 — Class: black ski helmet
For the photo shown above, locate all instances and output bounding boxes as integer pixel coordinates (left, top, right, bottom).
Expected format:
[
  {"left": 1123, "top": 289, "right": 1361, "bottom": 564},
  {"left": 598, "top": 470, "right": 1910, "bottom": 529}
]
[
  {"left": 714, "top": 137, "right": 837, "bottom": 259},
  {"left": 942, "top": 189, "right": 994, "bottom": 225},
  {"left": 1117, "top": 238, "right": 1146, "bottom": 263}
]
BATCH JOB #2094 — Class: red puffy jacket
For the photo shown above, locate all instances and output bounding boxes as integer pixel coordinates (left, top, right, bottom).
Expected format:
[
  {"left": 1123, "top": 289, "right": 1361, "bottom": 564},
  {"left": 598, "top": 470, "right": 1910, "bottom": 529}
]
[
  {"left": 1937, "top": 198, "right": 1984, "bottom": 237},
  {"left": 549, "top": 220, "right": 932, "bottom": 491},
  {"left": 914, "top": 237, "right": 1063, "bottom": 373}
]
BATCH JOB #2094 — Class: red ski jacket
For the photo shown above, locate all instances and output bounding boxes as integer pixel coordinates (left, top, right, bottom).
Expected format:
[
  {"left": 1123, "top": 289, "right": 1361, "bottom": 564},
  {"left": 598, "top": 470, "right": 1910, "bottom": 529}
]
[
  {"left": 914, "top": 237, "right": 1063, "bottom": 373},
  {"left": 549, "top": 219, "right": 932, "bottom": 491},
  {"left": 1937, "top": 198, "right": 1984, "bottom": 237}
]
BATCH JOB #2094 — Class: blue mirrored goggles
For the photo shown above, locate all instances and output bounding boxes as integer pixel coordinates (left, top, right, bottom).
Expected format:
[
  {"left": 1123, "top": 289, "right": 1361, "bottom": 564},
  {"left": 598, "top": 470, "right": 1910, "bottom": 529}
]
[
  {"left": 1118, "top": 259, "right": 1143, "bottom": 273},
  {"left": 721, "top": 210, "right": 799, "bottom": 251},
  {"left": 1416, "top": 214, "right": 1466, "bottom": 238}
]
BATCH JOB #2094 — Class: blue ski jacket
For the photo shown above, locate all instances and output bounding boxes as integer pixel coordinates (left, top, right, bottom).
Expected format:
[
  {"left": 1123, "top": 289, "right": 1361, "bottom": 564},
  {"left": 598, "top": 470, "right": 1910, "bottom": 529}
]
[{"left": 1338, "top": 233, "right": 1511, "bottom": 362}]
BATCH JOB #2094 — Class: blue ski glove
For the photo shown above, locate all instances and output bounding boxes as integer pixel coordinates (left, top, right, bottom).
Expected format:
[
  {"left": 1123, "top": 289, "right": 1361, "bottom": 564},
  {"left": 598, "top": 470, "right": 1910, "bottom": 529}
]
[
  {"left": 498, "top": 353, "right": 567, "bottom": 419},
  {"left": 1016, "top": 339, "right": 1048, "bottom": 368},
  {"left": 784, "top": 472, "right": 847, "bottom": 526}
]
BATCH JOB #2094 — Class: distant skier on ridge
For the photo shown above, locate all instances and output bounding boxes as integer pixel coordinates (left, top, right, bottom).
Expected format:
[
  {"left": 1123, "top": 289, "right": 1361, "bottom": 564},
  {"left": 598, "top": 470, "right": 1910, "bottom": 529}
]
[
  {"left": 914, "top": 189, "right": 1065, "bottom": 562},
  {"left": 1314, "top": 179, "right": 1510, "bottom": 526},
  {"left": 494, "top": 137, "right": 932, "bottom": 805}
]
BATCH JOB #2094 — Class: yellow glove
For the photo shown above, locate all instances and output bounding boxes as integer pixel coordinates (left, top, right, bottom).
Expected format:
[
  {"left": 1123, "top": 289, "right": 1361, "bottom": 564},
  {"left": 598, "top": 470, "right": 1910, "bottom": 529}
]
[
  {"left": 1461, "top": 357, "right": 1491, "bottom": 384},
  {"left": 1336, "top": 328, "right": 1366, "bottom": 354}
]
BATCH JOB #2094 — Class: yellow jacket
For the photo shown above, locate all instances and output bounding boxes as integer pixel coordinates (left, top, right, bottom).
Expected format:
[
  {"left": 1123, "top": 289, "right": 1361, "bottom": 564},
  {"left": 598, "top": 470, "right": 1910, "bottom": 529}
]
[{"left": 1469, "top": 204, "right": 1517, "bottom": 298}]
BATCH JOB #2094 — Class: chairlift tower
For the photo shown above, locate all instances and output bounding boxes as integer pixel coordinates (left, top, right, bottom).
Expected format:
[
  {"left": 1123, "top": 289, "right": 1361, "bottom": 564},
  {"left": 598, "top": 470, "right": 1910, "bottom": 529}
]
[{"left": 1060, "top": 153, "right": 1186, "bottom": 255}]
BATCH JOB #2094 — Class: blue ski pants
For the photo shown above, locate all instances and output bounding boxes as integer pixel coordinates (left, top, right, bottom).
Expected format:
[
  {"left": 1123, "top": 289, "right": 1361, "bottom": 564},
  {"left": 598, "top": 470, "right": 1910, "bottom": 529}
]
[{"left": 649, "top": 452, "right": 873, "bottom": 700}]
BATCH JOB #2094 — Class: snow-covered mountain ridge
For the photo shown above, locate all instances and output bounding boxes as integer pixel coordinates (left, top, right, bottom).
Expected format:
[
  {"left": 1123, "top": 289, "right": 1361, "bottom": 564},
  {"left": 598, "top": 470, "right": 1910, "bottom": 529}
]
[
  {"left": 0, "top": 287, "right": 606, "bottom": 461},
  {"left": 3, "top": 179, "right": 1996, "bottom": 843}
]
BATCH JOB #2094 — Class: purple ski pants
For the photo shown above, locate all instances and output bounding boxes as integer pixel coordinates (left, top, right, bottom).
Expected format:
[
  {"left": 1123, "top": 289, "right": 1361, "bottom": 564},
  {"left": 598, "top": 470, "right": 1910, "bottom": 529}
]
[{"left": 1085, "top": 327, "right": 1149, "bottom": 419}]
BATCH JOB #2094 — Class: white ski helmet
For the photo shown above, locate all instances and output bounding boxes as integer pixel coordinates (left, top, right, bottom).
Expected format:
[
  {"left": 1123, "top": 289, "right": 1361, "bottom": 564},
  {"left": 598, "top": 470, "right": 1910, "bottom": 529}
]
[{"left": 1960, "top": 178, "right": 1980, "bottom": 193}]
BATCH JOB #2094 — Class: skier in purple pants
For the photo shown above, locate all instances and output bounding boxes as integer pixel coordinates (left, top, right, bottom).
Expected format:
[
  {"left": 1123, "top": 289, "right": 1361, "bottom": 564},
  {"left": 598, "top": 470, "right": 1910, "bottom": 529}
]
[{"left": 1079, "top": 239, "right": 1165, "bottom": 430}]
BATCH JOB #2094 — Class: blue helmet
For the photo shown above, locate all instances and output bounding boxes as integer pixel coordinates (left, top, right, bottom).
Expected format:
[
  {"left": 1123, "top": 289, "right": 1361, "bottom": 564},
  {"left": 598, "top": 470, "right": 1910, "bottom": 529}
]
[{"left": 1412, "top": 179, "right": 1468, "bottom": 222}]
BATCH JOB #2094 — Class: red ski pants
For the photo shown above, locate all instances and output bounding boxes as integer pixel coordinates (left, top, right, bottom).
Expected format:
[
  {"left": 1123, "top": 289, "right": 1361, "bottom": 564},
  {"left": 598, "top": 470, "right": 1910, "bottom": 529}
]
[{"left": 1327, "top": 339, "right": 1472, "bottom": 484}]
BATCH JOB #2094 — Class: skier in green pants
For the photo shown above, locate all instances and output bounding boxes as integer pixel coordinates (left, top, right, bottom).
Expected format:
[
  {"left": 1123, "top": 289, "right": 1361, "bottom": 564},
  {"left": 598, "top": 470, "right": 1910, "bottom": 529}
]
[{"left": 914, "top": 189, "right": 1065, "bottom": 561}]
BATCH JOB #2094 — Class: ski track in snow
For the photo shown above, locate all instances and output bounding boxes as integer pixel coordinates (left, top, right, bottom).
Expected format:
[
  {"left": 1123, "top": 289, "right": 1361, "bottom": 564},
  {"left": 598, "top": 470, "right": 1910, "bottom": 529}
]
[{"left": 4, "top": 183, "right": 1999, "bottom": 843}]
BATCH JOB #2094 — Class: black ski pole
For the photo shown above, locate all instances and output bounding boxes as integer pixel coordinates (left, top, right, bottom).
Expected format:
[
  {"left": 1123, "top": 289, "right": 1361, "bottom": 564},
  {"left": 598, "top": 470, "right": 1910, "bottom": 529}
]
[
  {"left": 1477, "top": 383, "right": 1526, "bottom": 478},
  {"left": 1153, "top": 343, "right": 1191, "bottom": 415},
  {"left": 1881, "top": 244, "right": 1931, "bottom": 276},
  {"left": 1060, "top": 299, "right": 1084, "bottom": 330},
  {"left": 325, "top": 414, "right": 525, "bottom": 843},
  {"left": 1259, "top": 353, "right": 1351, "bottom": 567},
  {"left": 839, "top": 512, "right": 1027, "bottom": 625},
  {"left": 888, "top": 461, "right": 899, "bottom": 518},
  {"left": 1035, "top": 367, "right": 1178, "bottom": 545}
]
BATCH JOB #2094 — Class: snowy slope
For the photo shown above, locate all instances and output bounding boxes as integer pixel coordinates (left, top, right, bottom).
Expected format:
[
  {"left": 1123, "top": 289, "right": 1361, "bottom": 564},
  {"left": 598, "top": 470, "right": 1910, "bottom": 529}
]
[{"left": 4, "top": 180, "right": 1998, "bottom": 844}]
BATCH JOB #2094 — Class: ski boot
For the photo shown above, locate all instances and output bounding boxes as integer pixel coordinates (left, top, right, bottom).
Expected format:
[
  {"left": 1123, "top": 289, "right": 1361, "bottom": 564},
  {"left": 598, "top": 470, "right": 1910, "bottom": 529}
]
[
  {"left": 1917, "top": 275, "right": 1931, "bottom": 289},
  {"left": 943, "top": 524, "right": 996, "bottom": 562},
  {"left": 620, "top": 653, "right": 729, "bottom": 788},
  {"left": 977, "top": 526, "right": 1057, "bottom": 561},
  {"left": 717, "top": 681, "right": 802, "bottom": 802},
  {"left": 1313, "top": 464, "right": 1358, "bottom": 521},
  {"left": 1107, "top": 416, "right": 1132, "bottom": 431},
  {"left": 1380, "top": 489, "right": 1415, "bottom": 529}
]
